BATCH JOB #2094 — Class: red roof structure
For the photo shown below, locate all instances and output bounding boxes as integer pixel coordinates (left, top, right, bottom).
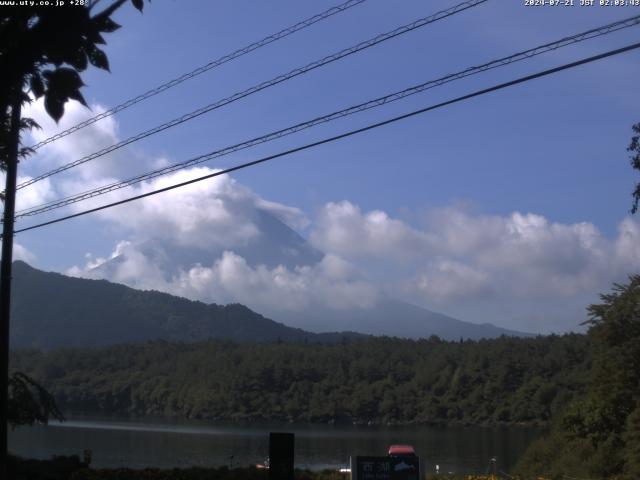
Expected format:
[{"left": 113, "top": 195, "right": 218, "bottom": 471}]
[{"left": 387, "top": 445, "right": 416, "bottom": 456}]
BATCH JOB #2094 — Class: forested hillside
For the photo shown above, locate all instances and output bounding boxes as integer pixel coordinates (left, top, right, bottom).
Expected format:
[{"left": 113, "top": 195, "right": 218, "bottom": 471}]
[
  {"left": 10, "top": 261, "right": 360, "bottom": 348},
  {"left": 12, "top": 334, "right": 589, "bottom": 426}
]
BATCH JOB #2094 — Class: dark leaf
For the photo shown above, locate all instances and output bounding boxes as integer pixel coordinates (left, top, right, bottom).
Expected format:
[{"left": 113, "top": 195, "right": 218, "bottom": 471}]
[
  {"left": 39, "top": 28, "right": 74, "bottom": 67},
  {"left": 43, "top": 68, "right": 87, "bottom": 121},
  {"left": 19, "top": 90, "right": 31, "bottom": 105},
  {"left": 43, "top": 91, "right": 65, "bottom": 123},
  {"left": 85, "top": 25, "right": 106, "bottom": 45},
  {"left": 46, "top": 67, "right": 85, "bottom": 92},
  {"left": 20, "top": 117, "right": 41, "bottom": 131},
  {"left": 67, "top": 89, "right": 88, "bottom": 108},
  {"left": 18, "top": 146, "right": 35, "bottom": 161},
  {"left": 67, "top": 46, "right": 88, "bottom": 71},
  {"left": 94, "top": 15, "right": 121, "bottom": 33},
  {"left": 87, "top": 46, "right": 109, "bottom": 71},
  {"left": 131, "top": 0, "right": 144, "bottom": 12}
]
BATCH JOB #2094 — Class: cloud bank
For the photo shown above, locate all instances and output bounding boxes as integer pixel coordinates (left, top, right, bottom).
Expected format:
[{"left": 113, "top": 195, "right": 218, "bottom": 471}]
[
  {"left": 18, "top": 98, "right": 640, "bottom": 333},
  {"left": 67, "top": 194, "right": 640, "bottom": 332},
  {"left": 312, "top": 202, "right": 640, "bottom": 301},
  {"left": 309, "top": 201, "right": 640, "bottom": 331}
]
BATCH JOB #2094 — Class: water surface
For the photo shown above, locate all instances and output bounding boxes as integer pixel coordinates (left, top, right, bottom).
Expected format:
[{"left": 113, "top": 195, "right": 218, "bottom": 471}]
[{"left": 9, "top": 415, "right": 542, "bottom": 474}]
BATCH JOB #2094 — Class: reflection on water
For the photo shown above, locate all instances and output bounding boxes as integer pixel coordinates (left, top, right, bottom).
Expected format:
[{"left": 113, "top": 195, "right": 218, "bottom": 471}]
[{"left": 9, "top": 414, "right": 543, "bottom": 474}]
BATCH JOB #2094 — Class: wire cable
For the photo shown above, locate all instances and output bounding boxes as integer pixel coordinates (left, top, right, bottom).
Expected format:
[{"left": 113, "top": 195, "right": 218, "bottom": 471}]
[
  {"left": 15, "top": 13, "right": 640, "bottom": 219},
  {"left": 15, "top": 0, "right": 488, "bottom": 191},
  {"left": 11, "top": 40, "right": 640, "bottom": 236},
  {"left": 26, "top": 0, "right": 369, "bottom": 151}
]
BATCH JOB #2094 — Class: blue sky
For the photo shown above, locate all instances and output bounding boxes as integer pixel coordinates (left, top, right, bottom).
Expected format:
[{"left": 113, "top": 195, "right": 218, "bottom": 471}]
[{"left": 9, "top": 0, "right": 640, "bottom": 334}]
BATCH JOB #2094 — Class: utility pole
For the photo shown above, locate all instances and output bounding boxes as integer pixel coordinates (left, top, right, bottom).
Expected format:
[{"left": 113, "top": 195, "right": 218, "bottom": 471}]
[{"left": 0, "top": 95, "right": 22, "bottom": 477}]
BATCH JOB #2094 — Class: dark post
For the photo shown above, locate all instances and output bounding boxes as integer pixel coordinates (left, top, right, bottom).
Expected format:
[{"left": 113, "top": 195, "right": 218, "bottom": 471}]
[
  {"left": 0, "top": 97, "right": 22, "bottom": 476},
  {"left": 269, "top": 432, "right": 294, "bottom": 480}
]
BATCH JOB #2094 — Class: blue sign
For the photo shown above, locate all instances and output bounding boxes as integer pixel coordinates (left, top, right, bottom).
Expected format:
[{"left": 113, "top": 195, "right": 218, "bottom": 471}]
[{"left": 352, "top": 456, "right": 420, "bottom": 480}]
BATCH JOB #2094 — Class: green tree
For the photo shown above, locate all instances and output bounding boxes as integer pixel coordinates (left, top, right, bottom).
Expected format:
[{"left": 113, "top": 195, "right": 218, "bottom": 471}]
[
  {"left": 623, "top": 401, "right": 640, "bottom": 479},
  {"left": 517, "top": 276, "right": 640, "bottom": 479},
  {"left": 11, "top": 335, "right": 591, "bottom": 427},
  {"left": 630, "top": 122, "right": 640, "bottom": 213},
  {"left": 7, "top": 372, "right": 63, "bottom": 428},
  {"left": 1, "top": 0, "right": 148, "bottom": 147},
  {"left": 0, "top": 0, "right": 148, "bottom": 473}
]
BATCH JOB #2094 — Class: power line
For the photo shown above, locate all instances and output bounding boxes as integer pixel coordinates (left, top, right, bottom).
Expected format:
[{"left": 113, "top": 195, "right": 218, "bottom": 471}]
[
  {"left": 15, "top": 0, "right": 488, "bottom": 192},
  {"left": 11, "top": 41, "right": 640, "bottom": 237},
  {"left": 15, "top": 13, "right": 640, "bottom": 219},
  {"left": 26, "top": 0, "right": 369, "bottom": 151},
  {"left": 18, "top": 13, "right": 637, "bottom": 217}
]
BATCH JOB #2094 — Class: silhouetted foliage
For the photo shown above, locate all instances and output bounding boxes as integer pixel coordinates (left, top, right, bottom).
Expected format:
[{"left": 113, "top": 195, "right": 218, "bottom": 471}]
[
  {"left": 630, "top": 123, "right": 640, "bottom": 214},
  {"left": 8, "top": 454, "right": 87, "bottom": 480},
  {"left": 8, "top": 371, "right": 63, "bottom": 428},
  {"left": 0, "top": 0, "right": 147, "bottom": 171},
  {"left": 12, "top": 334, "right": 590, "bottom": 426},
  {"left": 1, "top": 0, "right": 147, "bottom": 437},
  {"left": 516, "top": 275, "right": 640, "bottom": 479}
]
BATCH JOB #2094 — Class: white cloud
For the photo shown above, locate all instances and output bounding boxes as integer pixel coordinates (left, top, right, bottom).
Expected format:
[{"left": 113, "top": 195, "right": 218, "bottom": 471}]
[
  {"left": 421, "top": 209, "right": 637, "bottom": 300},
  {"left": 100, "top": 168, "right": 260, "bottom": 248},
  {"left": 22, "top": 98, "right": 129, "bottom": 181},
  {"left": 613, "top": 218, "right": 640, "bottom": 269},
  {"left": 0, "top": 173, "right": 56, "bottom": 213},
  {"left": 13, "top": 243, "right": 36, "bottom": 264},
  {"left": 415, "top": 260, "right": 492, "bottom": 303},
  {"left": 70, "top": 242, "right": 378, "bottom": 313},
  {"left": 85, "top": 167, "right": 308, "bottom": 251},
  {"left": 309, "top": 202, "right": 640, "bottom": 317},
  {"left": 8, "top": 97, "right": 142, "bottom": 226},
  {"left": 311, "top": 201, "right": 426, "bottom": 260},
  {"left": 175, "top": 251, "right": 378, "bottom": 311},
  {"left": 20, "top": 98, "right": 309, "bottom": 252},
  {"left": 255, "top": 198, "right": 309, "bottom": 230}
]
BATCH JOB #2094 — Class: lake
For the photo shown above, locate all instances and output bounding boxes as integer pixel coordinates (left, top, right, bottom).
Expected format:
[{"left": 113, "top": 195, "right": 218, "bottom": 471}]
[{"left": 8, "top": 415, "right": 542, "bottom": 475}]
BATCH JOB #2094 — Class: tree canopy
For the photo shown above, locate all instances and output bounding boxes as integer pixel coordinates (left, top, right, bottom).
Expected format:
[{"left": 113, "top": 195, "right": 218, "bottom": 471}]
[
  {"left": 0, "top": 0, "right": 147, "bottom": 170},
  {"left": 517, "top": 275, "right": 640, "bottom": 479},
  {"left": 629, "top": 123, "right": 640, "bottom": 214},
  {"left": 0, "top": 0, "right": 148, "bottom": 457},
  {"left": 12, "top": 334, "right": 590, "bottom": 427},
  {"left": 7, "top": 372, "right": 62, "bottom": 428}
]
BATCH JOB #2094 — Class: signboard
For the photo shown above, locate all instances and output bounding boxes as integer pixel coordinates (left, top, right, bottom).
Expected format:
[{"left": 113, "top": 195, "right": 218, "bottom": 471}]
[{"left": 351, "top": 455, "right": 420, "bottom": 480}]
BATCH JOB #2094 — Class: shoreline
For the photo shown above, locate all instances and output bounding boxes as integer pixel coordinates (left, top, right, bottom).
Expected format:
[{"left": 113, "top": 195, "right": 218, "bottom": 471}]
[{"left": 51, "top": 410, "right": 550, "bottom": 430}]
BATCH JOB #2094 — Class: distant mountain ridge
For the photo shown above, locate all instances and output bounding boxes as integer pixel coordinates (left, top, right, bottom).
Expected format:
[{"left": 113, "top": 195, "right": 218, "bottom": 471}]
[
  {"left": 10, "top": 261, "right": 361, "bottom": 350},
  {"left": 264, "top": 299, "right": 532, "bottom": 340}
]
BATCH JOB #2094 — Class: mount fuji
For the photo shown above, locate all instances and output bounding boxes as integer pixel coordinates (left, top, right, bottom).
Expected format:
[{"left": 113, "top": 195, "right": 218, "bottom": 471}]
[{"left": 86, "top": 207, "right": 531, "bottom": 340}]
